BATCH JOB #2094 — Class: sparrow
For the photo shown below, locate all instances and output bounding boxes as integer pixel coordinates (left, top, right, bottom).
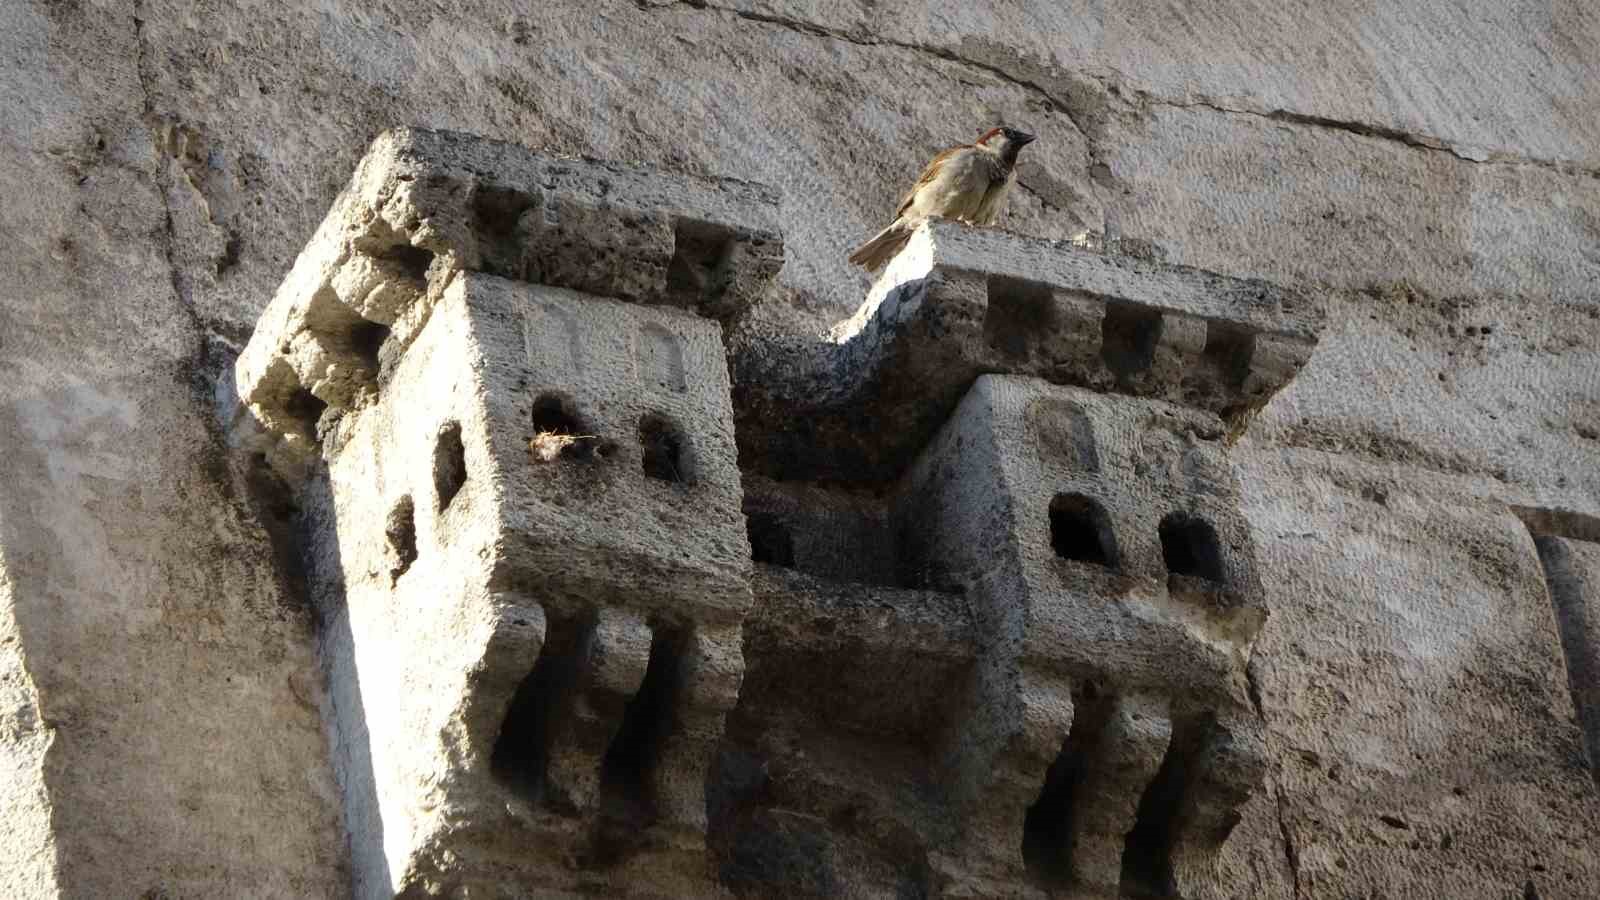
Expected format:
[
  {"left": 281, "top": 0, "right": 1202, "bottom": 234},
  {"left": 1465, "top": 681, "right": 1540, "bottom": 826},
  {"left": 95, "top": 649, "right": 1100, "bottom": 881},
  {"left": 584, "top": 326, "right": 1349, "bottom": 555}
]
[{"left": 848, "top": 126, "right": 1037, "bottom": 271}]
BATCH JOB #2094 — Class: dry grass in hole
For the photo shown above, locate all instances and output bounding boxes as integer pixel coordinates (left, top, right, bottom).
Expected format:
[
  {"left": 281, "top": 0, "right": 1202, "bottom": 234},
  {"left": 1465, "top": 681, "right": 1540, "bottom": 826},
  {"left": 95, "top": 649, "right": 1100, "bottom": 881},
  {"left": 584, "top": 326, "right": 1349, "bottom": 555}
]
[{"left": 529, "top": 430, "right": 598, "bottom": 462}]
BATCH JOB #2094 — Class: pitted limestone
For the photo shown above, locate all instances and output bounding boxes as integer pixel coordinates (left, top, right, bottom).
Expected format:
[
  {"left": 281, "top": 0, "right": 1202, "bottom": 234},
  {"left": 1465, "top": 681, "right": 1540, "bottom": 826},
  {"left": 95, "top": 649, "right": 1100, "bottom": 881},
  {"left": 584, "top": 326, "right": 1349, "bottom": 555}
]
[
  {"left": 898, "top": 374, "right": 1269, "bottom": 892},
  {"left": 288, "top": 262, "right": 751, "bottom": 896},
  {"left": 231, "top": 127, "right": 782, "bottom": 484},
  {"left": 736, "top": 218, "right": 1322, "bottom": 484},
  {"left": 1061, "top": 694, "right": 1174, "bottom": 891},
  {"left": 904, "top": 374, "right": 1267, "bottom": 696},
  {"left": 225, "top": 130, "right": 1329, "bottom": 898},
  {"left": 461, "top": 274, "right": 753, "bottom": 624}
]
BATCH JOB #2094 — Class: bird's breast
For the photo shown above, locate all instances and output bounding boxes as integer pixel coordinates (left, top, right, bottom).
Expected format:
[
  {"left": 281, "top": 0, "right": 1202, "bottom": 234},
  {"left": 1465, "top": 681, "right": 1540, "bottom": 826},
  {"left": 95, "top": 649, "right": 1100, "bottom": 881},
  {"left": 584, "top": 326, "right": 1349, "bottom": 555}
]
[{"left": 906, "top": 154, "right": 989, "bottom": 217}]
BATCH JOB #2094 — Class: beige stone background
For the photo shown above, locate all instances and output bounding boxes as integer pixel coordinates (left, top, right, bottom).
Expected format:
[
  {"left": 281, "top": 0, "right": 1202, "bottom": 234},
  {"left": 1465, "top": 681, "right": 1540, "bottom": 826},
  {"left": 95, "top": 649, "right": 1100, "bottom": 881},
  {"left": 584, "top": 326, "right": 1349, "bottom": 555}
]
[{"left": 1, "top": 1, "right": 1597, "bottom": 896}]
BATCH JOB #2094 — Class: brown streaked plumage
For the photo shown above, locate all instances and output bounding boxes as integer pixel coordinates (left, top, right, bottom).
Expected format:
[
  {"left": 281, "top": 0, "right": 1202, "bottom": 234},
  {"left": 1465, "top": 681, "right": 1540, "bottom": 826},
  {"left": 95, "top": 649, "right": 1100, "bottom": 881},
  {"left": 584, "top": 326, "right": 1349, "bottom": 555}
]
[{"left": 848, "top": 126, "right": 1036, "bottom": 271}]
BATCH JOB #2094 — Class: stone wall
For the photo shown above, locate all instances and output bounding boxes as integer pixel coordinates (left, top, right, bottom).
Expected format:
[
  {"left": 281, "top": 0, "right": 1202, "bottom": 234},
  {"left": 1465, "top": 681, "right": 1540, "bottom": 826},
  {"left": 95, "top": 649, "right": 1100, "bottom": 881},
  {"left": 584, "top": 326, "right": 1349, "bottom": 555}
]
[
  {"left": 2, "top": 1, "right": 1597, "bottom": 897},
  {"left": 0, "top": 557, "right": 57, "bottom": 897}
]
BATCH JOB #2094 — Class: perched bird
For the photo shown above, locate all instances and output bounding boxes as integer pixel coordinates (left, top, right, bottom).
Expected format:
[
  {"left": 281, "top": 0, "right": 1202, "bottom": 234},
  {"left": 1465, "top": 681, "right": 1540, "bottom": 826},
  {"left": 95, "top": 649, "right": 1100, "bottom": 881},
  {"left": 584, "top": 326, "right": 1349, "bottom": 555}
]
[{"left": 847, "top": 126, "right": 1037, "bottom": 271}]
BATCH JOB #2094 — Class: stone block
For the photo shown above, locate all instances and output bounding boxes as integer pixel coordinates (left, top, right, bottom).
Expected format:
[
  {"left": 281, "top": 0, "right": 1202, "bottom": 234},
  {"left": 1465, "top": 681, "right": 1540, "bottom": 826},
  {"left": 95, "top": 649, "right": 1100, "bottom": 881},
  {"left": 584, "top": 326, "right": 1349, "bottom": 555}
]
[
  {"left": 903, "top": 375, "right": 1268, "bottom": 686},
  {"left": 460, "top": 274, "right": 753, "bottom": 624},
  {"left": 542, "top": 608, "right": 655, "bottom": 813},
  {"left": 741, "top": 565, "right": 977, "bottom": 742},
  {"left": 274, "top": 263, "right": 752, "bottom": 895},
  {"left": 897, "top": 373, "right": 1269, "bottom": 892}
]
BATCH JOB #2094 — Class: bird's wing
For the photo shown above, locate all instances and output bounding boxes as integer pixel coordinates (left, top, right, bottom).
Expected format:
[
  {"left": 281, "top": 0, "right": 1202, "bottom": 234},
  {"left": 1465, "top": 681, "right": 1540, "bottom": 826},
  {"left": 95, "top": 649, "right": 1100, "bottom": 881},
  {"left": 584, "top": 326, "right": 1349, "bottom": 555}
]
[
  {"left": 973, "top": 170, "right": 1017, "bottom": 226},
  {"left": 895, "top": 146, "right": 967, "bottom": 219}
]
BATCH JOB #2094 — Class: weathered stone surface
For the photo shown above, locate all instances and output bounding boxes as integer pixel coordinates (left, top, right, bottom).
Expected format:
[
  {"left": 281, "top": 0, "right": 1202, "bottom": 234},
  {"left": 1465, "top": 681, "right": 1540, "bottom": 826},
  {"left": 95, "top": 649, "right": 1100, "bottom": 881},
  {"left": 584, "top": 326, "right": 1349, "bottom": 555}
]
[
  {"left": 0, "top": 561, "right": 57, "bottom": 899},
  {"left": 707, "top": 0, "right": 1600, "bottom": 170},
  {"left": 1101, "top": 103, "right": 1600, "bottom": 305},
  {"left": 897, "top": 375, "right": 1269, "bottom": 894},
  {"left": 5, "top": 0, "right": 1600, "bottom": 897},
  {"left": 738, "top": 219, "right": 1321, "bottom": 483},
  {"left": 1529, "top": 533, "right": 1600, "bottom": 782},
  {"left": 741, "top": 564, "right": 976, "bottom": 741},
  {"left": 469, "top": 276, "right": 753, "bottom": 624},
  {"left": 706, "top": 371, "right": 1278, "bottom": 897},
  {"left": 1237, "top": 451, "right": 1600, "bottom": 898},
  {"left": 229, "top": 127, "right": 781, "bottom": 484},
  {"left": 0, "top": 5, "right": 351, "bottom": 897},
  {"left": 285, "top": 265, "right": 750, "bottom": 895},
  {"left": 904, "top": 376, "right": 1269, "bottom": 695},
  {"left": 715, "top": 565, "right": 980, "bottom": 898}
]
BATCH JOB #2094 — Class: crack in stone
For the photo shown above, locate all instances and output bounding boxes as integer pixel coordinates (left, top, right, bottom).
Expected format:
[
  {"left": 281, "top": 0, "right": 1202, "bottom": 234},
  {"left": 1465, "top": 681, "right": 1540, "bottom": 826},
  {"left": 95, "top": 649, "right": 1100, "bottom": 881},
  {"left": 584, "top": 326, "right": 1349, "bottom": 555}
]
[
  {"left": 1011, "top": 178, "right": 1058, "bottom": 213},
  {"left": 1247, "top": 660, "right": 1298, "bottom": 899},
  {"left": 1244, "top": 657, "right": 1267, "bottom": 720},
  {"left": 1275, "top": 789, "right": 1302, "bottom": 900},
  {"left": 1155, "top": 95, "right": 1600, "bottom": 178},
  {"left": 644, "top": 1, "right": 1599, "bottom": 180},
  {"left": 641, "top": 1, "right": 1094, "bottom": 142},
  {"left": 132, "top": 1, "right": 212, "bottom": 368}
]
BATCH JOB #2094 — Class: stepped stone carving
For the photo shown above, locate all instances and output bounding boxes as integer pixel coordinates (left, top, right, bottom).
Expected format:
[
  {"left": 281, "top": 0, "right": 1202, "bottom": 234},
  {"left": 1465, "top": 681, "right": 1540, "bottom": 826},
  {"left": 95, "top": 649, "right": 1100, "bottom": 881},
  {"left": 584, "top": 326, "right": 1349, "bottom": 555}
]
[
  {"left": 230, "top": 127, "right": 782, "bottom": 485},
  {"left": 895, "top": 377, "right": 1269, "bottom": 895},
  {"left": 229, "top": 128, "right": 1321, "bottom": 898},
  {"left": 736, "top": 218, "right": 1322, "bottom": 483},
  {"left": 230, "top": 129, "right": 781, "bottom": 897},
  {"left": 719, "top": 224, "right": 1314, "bottom": 895}
]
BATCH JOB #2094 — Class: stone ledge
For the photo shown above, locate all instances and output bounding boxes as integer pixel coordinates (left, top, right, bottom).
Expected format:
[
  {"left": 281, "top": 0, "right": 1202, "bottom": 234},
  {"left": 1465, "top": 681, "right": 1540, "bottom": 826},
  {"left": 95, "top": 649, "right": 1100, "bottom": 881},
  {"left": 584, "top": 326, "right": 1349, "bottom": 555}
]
[
  {"left": 851, "top": 218, "right": 1321, "bottom": 342},
  {"left": 735, "top": 219, "right": 1322, "bottom": 483}
]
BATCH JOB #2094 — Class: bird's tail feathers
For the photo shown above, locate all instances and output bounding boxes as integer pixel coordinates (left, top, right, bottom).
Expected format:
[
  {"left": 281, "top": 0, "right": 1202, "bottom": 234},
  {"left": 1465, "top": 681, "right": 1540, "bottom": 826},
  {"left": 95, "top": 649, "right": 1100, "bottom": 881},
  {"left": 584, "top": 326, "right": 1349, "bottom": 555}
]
[{"left": 847, "top": 219, "right": 915, "bottom": 271}]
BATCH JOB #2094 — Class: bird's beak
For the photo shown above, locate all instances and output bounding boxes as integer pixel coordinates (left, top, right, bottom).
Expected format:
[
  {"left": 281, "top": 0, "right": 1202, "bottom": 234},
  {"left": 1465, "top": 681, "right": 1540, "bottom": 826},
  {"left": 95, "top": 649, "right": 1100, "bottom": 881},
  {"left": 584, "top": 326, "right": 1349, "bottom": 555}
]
[{"left": 1016, "top": 131, "right": 1037, "bottom": 145}]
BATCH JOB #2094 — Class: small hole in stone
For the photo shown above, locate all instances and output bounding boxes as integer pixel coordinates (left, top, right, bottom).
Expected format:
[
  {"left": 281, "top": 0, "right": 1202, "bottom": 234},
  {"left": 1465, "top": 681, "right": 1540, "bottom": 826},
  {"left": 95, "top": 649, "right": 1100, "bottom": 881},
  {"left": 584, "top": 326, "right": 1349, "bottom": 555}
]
[
  {"left": 472, "top": 185, "right": 539, "bottom": 277},
  {"left": 666, "top": 218, "right": 736, "bottom": 305},
  {"left": 473, "top": 185, "right": 537, "bottom": 237},
  {"left": 350, "top": 320, "right": 391, "bottom": 374},
  {"left": 215, "top": 229, "right": 243, "bottom": 277},
  {"left": 378, "top": 243, "right": 434, "bottom": 283},
  {"left": 491, "top": 613, "right": 588, "bottom": 807},
  {"left": 593, "top": 628, "right": 682, "bottom": 867},
  {"left": 244, "top": 453, "right": 307, "bottom": 613},
  {"left": 529, "top": 394, "right": 595, "bottom": 462},
  {"left": 386, "top": 495, "right": 418, "bottom": 581},
  {"left": 1121, "top": 716, "right": 1218, "bottom": 897},
  {"left": 1024, "top": 694, "right": 1108, "bottom": 887},
  {"left": 1101, "top": 302, "right": 1162, "bottom": 379},
  {"left": 1049, "top": 493, "right": 1118, "bottom": 568},
  {"left": 746, "top": 511, "right": 795, "bottom": 567},
  {"left": 1160, "top": 512, "right": 1224, "bottom": 582},
  {"left": 985, "top": 275, "right": 1057, "bottom": 360},
  {"left": 1202, "top": 323, "right": 1254, "bottom": 387},
  {"left": 639, "top": 413, "right": 691, "bottom": 484},
  {"left": 247, "top": 453, "right": 298, "bottom": 524},
  {"left": 434, "top": 421, "right": 467, "bottom": 512},
  {"left": 285, "top": 386, "right": 327, "bottom": 435}
]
